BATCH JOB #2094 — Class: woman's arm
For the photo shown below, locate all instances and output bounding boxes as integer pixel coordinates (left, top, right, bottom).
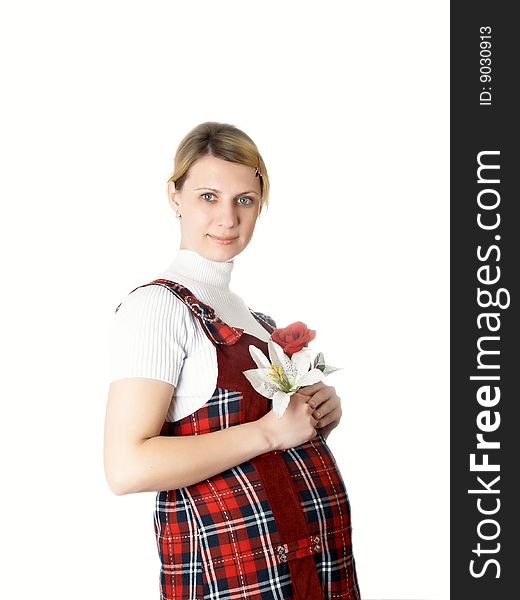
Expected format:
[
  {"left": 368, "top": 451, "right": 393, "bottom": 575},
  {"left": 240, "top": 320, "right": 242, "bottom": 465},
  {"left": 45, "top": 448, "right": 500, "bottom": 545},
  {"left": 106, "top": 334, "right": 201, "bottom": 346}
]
[{"left": 103, "top": 377, "right": 274, "bottom": 495}]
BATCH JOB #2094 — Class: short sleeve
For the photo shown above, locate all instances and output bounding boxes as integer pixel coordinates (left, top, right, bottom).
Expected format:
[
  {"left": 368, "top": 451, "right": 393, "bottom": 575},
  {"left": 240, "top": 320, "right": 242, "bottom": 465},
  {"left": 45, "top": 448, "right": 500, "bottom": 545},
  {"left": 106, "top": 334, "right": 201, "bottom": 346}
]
[{"left": 108, "top": 284, "right": 190, "bottom": 386}]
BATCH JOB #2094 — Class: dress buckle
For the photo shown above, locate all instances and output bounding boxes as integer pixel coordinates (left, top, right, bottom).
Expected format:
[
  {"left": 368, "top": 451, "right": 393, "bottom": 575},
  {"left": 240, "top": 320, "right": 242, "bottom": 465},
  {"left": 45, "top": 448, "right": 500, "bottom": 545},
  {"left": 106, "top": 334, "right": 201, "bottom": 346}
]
[{"left": 275, "top": 536, "right": 322, "bottom": 564}]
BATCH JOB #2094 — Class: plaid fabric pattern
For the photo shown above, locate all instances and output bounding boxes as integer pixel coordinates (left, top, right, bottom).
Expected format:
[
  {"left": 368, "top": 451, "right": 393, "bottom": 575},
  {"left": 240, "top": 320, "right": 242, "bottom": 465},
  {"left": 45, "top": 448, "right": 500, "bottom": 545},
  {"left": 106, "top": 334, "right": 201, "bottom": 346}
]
[{"left": 130, "top": 279, "right": 361, "bottom": 599}]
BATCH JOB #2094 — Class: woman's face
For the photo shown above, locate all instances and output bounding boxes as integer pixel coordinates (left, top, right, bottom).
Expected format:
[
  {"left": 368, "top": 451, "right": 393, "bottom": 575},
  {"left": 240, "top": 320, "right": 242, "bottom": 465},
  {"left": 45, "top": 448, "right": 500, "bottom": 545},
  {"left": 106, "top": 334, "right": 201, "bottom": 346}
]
[{"left": 168, "top": 154, "right": 263, "bottom": 262}]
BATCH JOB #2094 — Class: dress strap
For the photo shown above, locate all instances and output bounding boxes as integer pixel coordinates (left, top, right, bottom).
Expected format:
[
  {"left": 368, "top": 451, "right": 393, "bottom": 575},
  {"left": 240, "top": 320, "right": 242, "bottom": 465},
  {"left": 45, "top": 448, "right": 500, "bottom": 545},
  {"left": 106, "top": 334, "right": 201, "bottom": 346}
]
[
  {"left": 248, "top": 310, "right": 276, "bottom": 334},
  {"left": 115, "top": 278, "right": 275, "bottom": 345}
]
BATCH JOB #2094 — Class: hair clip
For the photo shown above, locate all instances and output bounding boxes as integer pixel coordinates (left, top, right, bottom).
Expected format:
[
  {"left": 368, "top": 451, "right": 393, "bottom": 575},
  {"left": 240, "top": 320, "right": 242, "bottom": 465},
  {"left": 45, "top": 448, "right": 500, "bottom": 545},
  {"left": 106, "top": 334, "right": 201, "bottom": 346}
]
[{"left": 255, "top": 166, "right": 262, "bottom": 178}]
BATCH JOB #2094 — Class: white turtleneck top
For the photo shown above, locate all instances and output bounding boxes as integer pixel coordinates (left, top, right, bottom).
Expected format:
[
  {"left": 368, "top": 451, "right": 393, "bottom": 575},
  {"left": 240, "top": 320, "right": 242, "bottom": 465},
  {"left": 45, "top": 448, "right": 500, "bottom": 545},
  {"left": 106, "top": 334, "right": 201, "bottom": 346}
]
[{"left": 108, "top": 249, "right": 275, "bottom": 422}]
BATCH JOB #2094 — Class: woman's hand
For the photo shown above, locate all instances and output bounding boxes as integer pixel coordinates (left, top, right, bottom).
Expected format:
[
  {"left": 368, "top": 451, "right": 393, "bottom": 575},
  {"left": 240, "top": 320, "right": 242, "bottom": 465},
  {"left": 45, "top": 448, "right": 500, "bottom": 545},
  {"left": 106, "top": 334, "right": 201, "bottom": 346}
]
[
  {"left": 256, "top": 391, "right": 319, "bottom": 451},
  {"left": 298, "top": 381, "right": 342, "bottom": 440}
]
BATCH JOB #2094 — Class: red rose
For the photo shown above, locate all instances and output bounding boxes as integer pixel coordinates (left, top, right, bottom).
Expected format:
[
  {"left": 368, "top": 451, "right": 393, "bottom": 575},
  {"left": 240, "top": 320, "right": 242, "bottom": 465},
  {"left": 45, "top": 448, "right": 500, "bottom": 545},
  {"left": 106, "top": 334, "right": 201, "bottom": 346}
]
[{"left": 271, "top": 321, "right": 316, "bottom": 357}]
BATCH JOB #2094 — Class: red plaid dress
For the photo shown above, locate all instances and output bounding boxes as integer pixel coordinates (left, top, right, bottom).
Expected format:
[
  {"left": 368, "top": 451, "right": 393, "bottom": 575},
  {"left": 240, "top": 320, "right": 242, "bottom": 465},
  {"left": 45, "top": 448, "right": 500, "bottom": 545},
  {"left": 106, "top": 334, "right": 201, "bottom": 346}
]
[{"left": 131, "top": 279, "right": 361, "bottom": 599}]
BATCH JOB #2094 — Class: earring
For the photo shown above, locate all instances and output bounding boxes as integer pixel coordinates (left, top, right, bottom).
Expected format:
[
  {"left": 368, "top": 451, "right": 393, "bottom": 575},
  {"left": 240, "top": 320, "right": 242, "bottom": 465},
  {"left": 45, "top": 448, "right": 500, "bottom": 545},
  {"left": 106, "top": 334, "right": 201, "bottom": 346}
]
[{"left": 176, "top": 212, "right": 181, "bottom": 219}]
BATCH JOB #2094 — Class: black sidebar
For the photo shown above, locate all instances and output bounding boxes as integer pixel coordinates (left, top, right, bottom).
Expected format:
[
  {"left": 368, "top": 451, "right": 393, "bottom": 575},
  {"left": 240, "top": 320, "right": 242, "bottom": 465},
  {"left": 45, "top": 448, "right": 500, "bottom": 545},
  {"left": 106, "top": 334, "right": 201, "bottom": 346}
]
[{"left": 451, "top": 2, "right": 518, "bottom": 598}]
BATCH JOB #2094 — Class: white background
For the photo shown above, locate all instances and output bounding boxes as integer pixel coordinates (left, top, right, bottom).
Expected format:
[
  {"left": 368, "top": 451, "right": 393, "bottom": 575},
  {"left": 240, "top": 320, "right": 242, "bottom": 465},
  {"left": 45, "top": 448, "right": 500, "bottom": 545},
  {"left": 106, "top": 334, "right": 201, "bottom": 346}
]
[{"left": 0, "top": 1, "right": 449, "bottom": 598}]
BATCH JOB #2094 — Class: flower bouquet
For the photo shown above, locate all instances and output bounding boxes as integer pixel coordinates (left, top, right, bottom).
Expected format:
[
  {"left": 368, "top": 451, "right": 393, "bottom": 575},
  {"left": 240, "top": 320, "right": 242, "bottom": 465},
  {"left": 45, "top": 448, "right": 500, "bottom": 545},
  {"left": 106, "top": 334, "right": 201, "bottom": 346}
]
[{"left": 242, "top": 321, "right": 341, "bottom": 418}]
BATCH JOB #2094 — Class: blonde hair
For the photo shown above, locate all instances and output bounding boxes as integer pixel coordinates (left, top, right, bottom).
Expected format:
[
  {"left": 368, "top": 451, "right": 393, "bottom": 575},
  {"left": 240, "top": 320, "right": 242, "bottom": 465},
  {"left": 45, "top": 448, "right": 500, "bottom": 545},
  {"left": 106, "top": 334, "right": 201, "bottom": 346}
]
[{"left": 167, "top": 121, "right": 270, "bottom": 211}]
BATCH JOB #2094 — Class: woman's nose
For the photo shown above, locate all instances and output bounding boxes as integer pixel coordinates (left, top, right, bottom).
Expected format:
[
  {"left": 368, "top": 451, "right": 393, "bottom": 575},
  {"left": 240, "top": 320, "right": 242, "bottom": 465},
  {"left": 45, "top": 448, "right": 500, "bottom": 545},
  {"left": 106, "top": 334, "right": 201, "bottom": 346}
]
[{"left": 216, "top": 203, "right": 239, "bottom": 227}]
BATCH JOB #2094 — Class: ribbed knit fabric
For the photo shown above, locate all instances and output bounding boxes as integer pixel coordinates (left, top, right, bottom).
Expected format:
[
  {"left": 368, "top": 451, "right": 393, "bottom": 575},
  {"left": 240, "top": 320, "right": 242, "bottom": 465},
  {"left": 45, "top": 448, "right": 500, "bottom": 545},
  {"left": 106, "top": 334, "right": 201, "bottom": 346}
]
[{"left": 108, "top": 249, "right": 273, "bottom": 422}]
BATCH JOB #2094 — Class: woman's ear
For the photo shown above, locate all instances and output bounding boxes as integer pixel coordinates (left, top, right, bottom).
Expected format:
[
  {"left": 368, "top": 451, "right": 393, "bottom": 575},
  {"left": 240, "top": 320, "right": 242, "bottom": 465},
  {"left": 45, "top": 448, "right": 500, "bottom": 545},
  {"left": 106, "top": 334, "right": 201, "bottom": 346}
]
[{"left": 167, "top": 180, "right": 180, "bottom": 213}]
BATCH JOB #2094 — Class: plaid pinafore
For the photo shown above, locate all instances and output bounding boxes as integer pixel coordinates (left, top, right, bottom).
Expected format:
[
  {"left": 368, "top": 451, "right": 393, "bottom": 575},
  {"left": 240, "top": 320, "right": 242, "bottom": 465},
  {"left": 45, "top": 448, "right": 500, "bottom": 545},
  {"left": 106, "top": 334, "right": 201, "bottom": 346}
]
[{"left": 132, "top": 279, "right": 361, "bottom": 600}]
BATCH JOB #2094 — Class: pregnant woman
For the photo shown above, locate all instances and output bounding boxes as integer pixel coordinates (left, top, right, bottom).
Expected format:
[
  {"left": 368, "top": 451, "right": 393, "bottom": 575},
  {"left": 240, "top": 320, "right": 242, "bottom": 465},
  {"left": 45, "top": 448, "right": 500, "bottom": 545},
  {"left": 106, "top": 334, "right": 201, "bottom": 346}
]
[{"left": 104, "top": 121, "right": 361, "bottom": 599}]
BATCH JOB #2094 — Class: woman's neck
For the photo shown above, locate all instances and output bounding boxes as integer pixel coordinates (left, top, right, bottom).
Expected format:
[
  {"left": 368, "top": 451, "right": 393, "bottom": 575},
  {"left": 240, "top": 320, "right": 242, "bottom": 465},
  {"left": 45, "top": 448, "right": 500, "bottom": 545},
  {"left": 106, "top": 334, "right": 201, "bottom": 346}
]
[{"left": 162, "top": 248, "right": 234, "bottom": 290}]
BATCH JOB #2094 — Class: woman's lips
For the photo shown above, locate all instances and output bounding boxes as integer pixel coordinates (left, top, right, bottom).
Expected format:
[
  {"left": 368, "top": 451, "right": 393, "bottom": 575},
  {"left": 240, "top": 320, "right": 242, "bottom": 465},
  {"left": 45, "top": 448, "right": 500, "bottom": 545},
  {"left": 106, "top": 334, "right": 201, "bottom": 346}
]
[{"left": 208, "top": 234, "right": 238, "bottom": 245}]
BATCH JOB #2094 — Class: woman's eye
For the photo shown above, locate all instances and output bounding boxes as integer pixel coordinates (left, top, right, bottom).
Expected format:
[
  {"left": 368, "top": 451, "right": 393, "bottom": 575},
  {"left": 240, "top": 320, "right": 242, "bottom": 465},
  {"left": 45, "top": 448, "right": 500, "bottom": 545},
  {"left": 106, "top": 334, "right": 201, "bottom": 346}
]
[{"left": 200, "top": 193, "right": 253, "bottom": 205}]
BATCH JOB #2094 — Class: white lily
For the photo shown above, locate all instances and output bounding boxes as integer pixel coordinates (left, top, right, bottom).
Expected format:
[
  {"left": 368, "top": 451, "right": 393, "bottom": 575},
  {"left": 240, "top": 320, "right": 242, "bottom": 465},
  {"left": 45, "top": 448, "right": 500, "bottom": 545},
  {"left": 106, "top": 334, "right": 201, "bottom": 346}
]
[{"left": 242, "top": 339, "right": 331, "bottom": 418}]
